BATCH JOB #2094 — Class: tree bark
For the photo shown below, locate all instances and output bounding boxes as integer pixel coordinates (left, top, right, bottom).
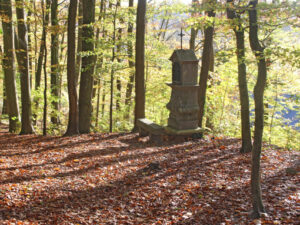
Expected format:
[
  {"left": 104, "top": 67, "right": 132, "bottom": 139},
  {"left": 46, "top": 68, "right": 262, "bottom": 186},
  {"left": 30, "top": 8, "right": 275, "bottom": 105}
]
[
  {"left": 109, "top": 3, "right": 118, "bottom": 132},
  {"left": 1, "top": 0, "right": 20, "bottom": 132},
  {"left": 78, "top": 0, "right": 95, "bottom": 134},
  {"left": 64, "top": 0, "right": 79, "bottom": 136},
  {"left": 198, "top": 1, "right": 215, "bottom": 128},
  {"left": 75, "top": 0, "right": 83, "bottom": 87},
  {"left": 227, "top": 0, "right": 252, "bottom": 153},
  {"left": 189, "top": 0, "right": 199, "bottom": 51},
  {"left": 50, "top": 0, "right": 60, "bottom": 125},
  {"left": 124, "top": 0, "right": 135, "bottom": 118},
  {"left": 35, "top": 1, "right": 50, "bottom": 90},
  {"left": 116, "top": 0, "right": 122, "bottom": 111},
  {"left": 15, "top": 0, "right": 35, "bottom": 134},
  {"left": 248, "top": 0, "right": 267, "bottom": 218},
  {"left": 134, "top": 0, "right": 146, "bottom": 131}
]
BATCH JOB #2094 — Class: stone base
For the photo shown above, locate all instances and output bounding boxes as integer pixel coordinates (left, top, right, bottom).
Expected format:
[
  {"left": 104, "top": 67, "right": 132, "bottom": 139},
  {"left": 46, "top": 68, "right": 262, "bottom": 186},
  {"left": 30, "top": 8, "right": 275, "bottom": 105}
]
[{"left": 164, "top": 126, "right": 206, "bottom": 135}]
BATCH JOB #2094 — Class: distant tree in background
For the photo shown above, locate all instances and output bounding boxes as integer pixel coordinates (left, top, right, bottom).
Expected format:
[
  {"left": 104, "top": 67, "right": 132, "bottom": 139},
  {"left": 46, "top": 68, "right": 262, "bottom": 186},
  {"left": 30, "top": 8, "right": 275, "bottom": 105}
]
[{"left": 50, "top": 0, "right": 60, "bottom": 125}]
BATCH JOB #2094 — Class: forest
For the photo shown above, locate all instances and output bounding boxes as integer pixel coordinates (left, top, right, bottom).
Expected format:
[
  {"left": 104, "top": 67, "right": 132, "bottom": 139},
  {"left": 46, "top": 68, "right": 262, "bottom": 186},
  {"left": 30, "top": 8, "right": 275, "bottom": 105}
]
[{"left": 0, "top": 0, "right": 299, "bottom": 224}]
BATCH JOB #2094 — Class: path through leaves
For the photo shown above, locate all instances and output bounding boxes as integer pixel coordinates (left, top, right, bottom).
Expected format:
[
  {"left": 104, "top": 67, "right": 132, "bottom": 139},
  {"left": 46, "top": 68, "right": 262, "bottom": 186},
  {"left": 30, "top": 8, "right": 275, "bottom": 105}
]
[{"left": 0, "top": 124, "right": 298, "bottom": 224}]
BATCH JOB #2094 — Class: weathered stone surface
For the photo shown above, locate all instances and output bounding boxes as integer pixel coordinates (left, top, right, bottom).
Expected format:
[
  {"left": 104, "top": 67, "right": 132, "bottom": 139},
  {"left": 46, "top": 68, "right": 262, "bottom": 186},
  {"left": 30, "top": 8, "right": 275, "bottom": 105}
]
[
  {"left": 170, "top": 49, "right": 199, "bottom": 86},
  {"left": 167, "top": 49, "right": 200, "bottom": 131}
]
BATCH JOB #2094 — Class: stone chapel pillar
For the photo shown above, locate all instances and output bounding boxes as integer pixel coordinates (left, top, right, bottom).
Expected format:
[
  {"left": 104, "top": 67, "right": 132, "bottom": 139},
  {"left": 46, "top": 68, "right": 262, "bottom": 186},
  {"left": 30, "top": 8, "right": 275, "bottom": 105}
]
[{"left": 165, "top": 49, "right": 202, "bottom": 135}]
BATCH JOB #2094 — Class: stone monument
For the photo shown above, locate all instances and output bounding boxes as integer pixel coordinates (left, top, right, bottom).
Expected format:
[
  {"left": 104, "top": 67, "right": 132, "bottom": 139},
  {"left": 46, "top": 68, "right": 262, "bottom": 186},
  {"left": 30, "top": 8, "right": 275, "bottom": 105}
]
[{"left": 165, "top": 49, "right": 202, "bottom": 135}]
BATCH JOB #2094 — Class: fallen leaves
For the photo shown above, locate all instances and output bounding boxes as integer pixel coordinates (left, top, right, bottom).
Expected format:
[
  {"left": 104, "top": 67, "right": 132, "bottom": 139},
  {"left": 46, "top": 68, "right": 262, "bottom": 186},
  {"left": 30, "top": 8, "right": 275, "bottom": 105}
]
[{"left": 0, "top": 124, "right": 298, "bottom": 224}]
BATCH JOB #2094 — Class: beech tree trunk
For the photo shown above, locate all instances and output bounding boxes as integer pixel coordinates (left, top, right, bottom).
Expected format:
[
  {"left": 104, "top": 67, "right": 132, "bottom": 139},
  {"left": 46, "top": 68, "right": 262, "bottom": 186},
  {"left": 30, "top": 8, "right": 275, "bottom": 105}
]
[
  {"left": 15, "top": 0, "right": 35, "bottom": 134},
  {"left": 64, "top": 0, "right": 79, "bottom": 136},
  {"left": 35, "top": 1, "right": 50, "bottom": 90},
  {"left": 227, "top": 0, "right": 252, "bottom": 153},
  {"left": 189, "top": 0, "right": 199, "bottom": 51},
  {"left": 1, "top": 0, "right": 20, "bottom": 132},
  {"left": 134, "top": 0, "right": 146, "bottom": 131},
  {"left": 78, "top": 0, "right": 95, "bottom": 134},
  {"left": 124, "top": 0, "right": 135, "bottom": 118},
  {"left": 116, "top": 0, "right": 122, "bottom": 111},
  {"left": 50, "top": 0, "right": 60, "bottom": 125},
  {"left": 75, "top": 0, "right": 83, "bottom": 87},
  {"left": 248, "top": 0, "right": 267, "bottom": 219},
  {"left": 198, "top": 1, "right": 215, "bottom": 128}
]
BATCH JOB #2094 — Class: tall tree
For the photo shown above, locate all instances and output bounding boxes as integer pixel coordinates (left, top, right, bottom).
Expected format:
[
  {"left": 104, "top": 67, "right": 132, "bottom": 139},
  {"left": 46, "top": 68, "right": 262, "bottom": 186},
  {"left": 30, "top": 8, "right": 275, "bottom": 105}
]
[
  {"left": 198, "top": 0, "right": 215, "bottom": 128},
  {"left": 64, "top": 0, "right": 79, "bottom": 136},
  {"left": 15, "top": 0, "right": 35, "bottom": 134},
  {"left": 109, "top": 2, "right": 118, "bottom": 132},
  {"left": 190, "top": 0, "right": 199, "bottom": 51},
  {"left": 78, "top": 0, "right": 95, "bottom": 134},
  {"left": 134, "top": 0, "right": 146, "bottom": 130},
  {"left": 124, "top": 0, "right": 135, "bottom": 118},
  {"left": 75, "top": 0, "right": 83, "bottom": 86},
  {"left": 1, "top": 0, "right": 20, "bottom": 133},
  {"left": 227, "top": 0, "right": 252, "bottom": 153},
  {"left": 35, "top": 0, "right": 50, "bottom": 90},
  {"left": 50, "top": 0, "right": 60, "bottom": 124},
  {"left": 248, "top": 0, "right": 267, "bottom": 218}
]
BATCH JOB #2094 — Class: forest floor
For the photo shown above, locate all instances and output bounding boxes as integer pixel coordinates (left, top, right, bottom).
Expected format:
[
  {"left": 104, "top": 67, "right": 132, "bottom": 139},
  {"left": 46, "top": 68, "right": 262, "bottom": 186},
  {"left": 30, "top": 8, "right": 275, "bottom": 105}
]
[{"left": 0, "top": 123, "right": 299, "bottom": 225}]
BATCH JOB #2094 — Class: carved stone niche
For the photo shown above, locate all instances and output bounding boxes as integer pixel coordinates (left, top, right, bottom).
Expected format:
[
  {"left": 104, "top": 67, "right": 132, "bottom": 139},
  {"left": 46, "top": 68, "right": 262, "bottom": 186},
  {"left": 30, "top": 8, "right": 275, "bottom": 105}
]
[
  {"left": 169, "top": 49, "right": 199, "bottom": 85},
  {"left": 166, "top": 49, "right": 201, "bottom": 134}
]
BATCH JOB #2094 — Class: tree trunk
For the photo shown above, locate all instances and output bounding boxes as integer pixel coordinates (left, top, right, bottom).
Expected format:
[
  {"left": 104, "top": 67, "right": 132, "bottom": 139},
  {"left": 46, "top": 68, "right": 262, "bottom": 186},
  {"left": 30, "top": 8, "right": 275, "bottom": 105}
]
[
  {"left": 189, "top": 0, "right": 199, "bottom": 51},
  {"left": 109, "top": 3, "right": 118, "bottom": 132},
  {"left": 35, "top": 1, "right": 50, "bottom": 90},
  {"left": 1, "top": 0, "right": 20, "bottom": 132},
  {"left": 75, "top": 0, "right": 83, "bottom": 87},
  {"left": 15, "top": 0, "right": 35, "bottom": 134},
  {"left": 78, "top": 0, "right": 95, "bottom": 134},
  {"left": 116, "top": 0, "right": 122, "bottom": 111},
  {"left": 42, "top": 0, "right": 49, "bottom": 136},
  {"left": 248, "top": 0, "right": 267, "bottom": 218},
  {"left": 227, "top": 0, "right": 252, "bottom": 153},
  {"left": 124, "top": 0, "right": 135, "bottom": 118},
  {"left": 134, "top": 0, "right": 146, "bottom": 131},
  {"left": 50, "top": 0, "right": 60, "bottom": 125},
  {"left": 27, "top": 0, "right": 33, "bottom": 83},
  {"left": 198, "top": 1, "right": 215, "bottom": 128},
  {"left": 64, "top": 0, "right": 79, "bottom": 136}
]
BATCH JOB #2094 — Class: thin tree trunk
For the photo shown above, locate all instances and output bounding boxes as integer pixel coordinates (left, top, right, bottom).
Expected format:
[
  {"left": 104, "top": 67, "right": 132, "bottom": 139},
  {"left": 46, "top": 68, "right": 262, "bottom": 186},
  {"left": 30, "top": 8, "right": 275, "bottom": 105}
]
[
  {"left": 43, "top": 31, "right": 47, "bottom": 135},
  {"left": 124, "top": 0, "right": 135, "bottom": 119},
  {"left": 27, "top": 0, "right": 33, "bottom": 85},
  {"left": 109, "top": 3, "right": 118, "bottom": 132},
  {"left": 35, "top": 1, "right": 50, "bottom": 90},
  {"left": 189, "top": 0, "right": 199, "bottom": 51},
  {"left": 227, "top": 0, "right": 252, "bottom": 153},
  {"left": 248, "top": 0, "right": 267, "bottom": 219},
  {"left": 1, "top": 0, "right": 20, "bottom": 132},
  {"left": 75, "top": 0, "right": 83, "bottom": 87},
  {"left": 64, "top": 0, "right": 79, "bottom": 136},
  {"left": 134, "top": 0, "right": 146, "bottom": 131},
  {"left": 198, "top": 1, "right": 215, "bottom": 128},
  {"left": 116, "top": 0, "right": 122, "bottom": 111},
  {"left": 101, "top": 81, "right": 106, "bottom": 117},
  {"left": 50, "top": 0, "right": 60, "bottom": 125},
  {"left": 78, "top": 0, "right": 95, "bottom": 134},
  {"left": 15, "top": 0, "right": 35, "bottom": 134}
]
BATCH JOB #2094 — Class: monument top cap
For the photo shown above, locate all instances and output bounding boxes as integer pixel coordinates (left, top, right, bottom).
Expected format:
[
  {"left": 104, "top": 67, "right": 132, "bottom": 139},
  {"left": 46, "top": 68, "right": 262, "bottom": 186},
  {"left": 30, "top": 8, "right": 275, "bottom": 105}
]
[{"left": 169, "top": 49, "right": 198, "bottom": 62}]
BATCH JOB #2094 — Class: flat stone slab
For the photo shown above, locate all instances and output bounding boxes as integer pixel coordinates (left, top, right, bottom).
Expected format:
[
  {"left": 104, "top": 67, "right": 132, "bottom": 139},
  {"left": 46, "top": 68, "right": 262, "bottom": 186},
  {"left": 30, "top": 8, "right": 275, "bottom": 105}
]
[{"left": 165, "top": 126, "right": 208, "bottom": 135}]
